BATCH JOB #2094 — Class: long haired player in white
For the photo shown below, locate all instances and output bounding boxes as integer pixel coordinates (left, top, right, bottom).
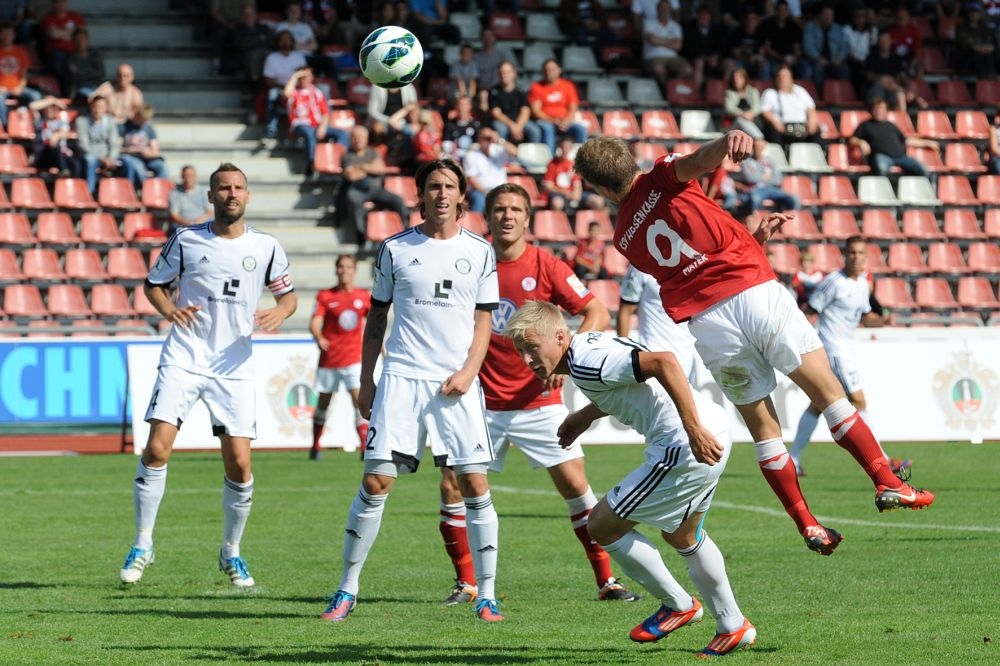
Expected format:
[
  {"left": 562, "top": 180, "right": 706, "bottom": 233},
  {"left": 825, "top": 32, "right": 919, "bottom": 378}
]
[
  {"left": 119, "top": 162, "right": 297, "bottom": 587},
  {"left": 790, "top": 236, "right": 909, "bottom": 477},
  {"left": 504, "top": 301, "right": 756, "bottom": 657},
  {"left": 573, "top": 133, "right": 934, "bottom": 558},
  {"left": 436, "top": 183, "right": 640, "bottom": 607},
  {"left": 617, "top": 264, "right": 698, "bottom": 382},
  {"left": 321, "top": 158, "right": 505, "bottom": 623}
]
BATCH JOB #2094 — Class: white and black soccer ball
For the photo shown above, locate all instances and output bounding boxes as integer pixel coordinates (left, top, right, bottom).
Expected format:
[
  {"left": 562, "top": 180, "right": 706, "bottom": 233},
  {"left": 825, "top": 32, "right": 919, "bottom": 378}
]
[{"left": 359, "top": 26, "right": 423, "bottom": 89}]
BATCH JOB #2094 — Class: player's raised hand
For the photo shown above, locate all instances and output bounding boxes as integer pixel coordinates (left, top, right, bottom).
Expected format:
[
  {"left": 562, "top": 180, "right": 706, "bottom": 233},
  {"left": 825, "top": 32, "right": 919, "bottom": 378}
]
[
  {"left": 167, "top": 304, "right": 201, "bottom": 328},
  {"left": 687, "top": 425, "right": 725, "bottom": 465},
  {"left": 725, "top": 130, "right": 754, "bottom": 163}
]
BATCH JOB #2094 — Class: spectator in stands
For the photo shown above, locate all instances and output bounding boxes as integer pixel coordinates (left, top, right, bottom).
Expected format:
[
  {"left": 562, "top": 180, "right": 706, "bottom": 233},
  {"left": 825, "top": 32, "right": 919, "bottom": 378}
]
[
  {"left": 317, "top": 1, "right": 369, "bottom": 52},
  {"left": 759, "top": 65, "right": 821, "bottom": 146},
  {"left": 366, "top": 81, "right": 418, "bottom": 141},
  {"left": 407, "top": 0, "right": 461, "bottom": 49},
  {"left": 31, "top": 96, "right": 73, "bottom": 176},
  {"left": 724, "top": 67, "right": 764, "bottom": 139},
  {"left": 284, "top": 65, "right": 336, "bottom": 178},
  {"left": 757, "top": 1, "right": 805, "bottom": 79},
  {"left": 864, "top": 29, "right": 927, "bottom": 112},
  {"left": 449, "top": 42, "right": 478, "bottom": 102},
  {"left": 473, "top": 29, "right": 511, "bottom": 111},
  {"left": 849, "top": 98, "right": 938, "bottom": 178},
  {"left": 66, "top": 27, "right": 104, "bottom": 104},
  {"left": 462, "top": 126, "right": 517, "bottom": 213},
  {"left": 489, "top": 60, "right": 541, "bottom": 146},
  {"left": 209, "top": 0, "right": 251, "bottom": 74},
  {"left": 843, "top": 6, "right": 878, "bottom": 100},
  {"left": 0, "top": 1, "right": 27, "bottom": 41},
  {"left": 888, "top": 6, "right": 923, "bottom": 79},
  {"left": 528, "top": 59, "right": 587, "bottom": 158},
  {"left": 275, "top": 1, "right": 319, "bottom": 56},
  {"left": 703, "top": 162, "right": 741, "bottom": 212},
  {"left": 801, "top": 4, "right": 849, "bottom": 93},
  {"left": 557, "top": 0, "right": 615, "bottom": 47},
  {"left": 442, "top": 94, "right": 481, "bottom": 159},
  {"left": 300, "top": 0, "right": 336, "bottom": 47},
  {"left": 40, "top": 0, "right": 85, "bottom": 95},
  {"left": 642, "top": 1, "right": 692, "bottom": 97},
  {"left": 682, "top": 3, "right": 732, "bottom": 92},
  {"left": 74, "top": 94, "right": 138, "bottom": 194},
  {"left": 120, "top": 103, "right": 169, "bottom": 189},
  {"left": 987, "top": 109, "right": 1000, "bottom": 175},
  {"left": 728, "top": 7, "right": 770, "bottom": 80},
  {"left": 232, "top": 5, "right": 274, "bottom": 85},
  {"left": 571, "top": 221, "right": 608, "bottom": 281},
  {"left": 0, "top": 21, "right": 41, "bottom": 128},
  {"left": 954, "top": 3, "right": 997, "bottom": 78},
  {"left": 736, "top": 137, "right": 799, "bottom": 212},
  {"left": 92, "top": 63, "right": 145, "bottom": 126},
  {"left": 791, "top": 249, "right": 823, "bottom": 313},
  {"left": 544, "top": 134, "right": 606, "bottom": 213},
  {"left": 168, "top": 165, "right": 213, "bottom": 233},
  {"left": 339, "top": 125, "right": 408, "bottom": 243},
  {"left": 412, "top": 108, "right": 443, "bottom": 168},
  {"left": 261, "top": 30, "right": 308, "bottom": 145}
]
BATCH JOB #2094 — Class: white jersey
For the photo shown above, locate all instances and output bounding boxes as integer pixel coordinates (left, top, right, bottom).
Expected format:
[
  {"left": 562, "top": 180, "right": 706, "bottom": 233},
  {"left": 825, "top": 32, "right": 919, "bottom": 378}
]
[
  {"left": 372, "top": 226, "right": 499, "bottom": 380},
  {"left": 567, "top": 331, "right": 726, "bottom": 445},
  {"left": 808, "top": 269, "right": 870, "bottom": 357},
  {"left": 147, "top": 222, "right": 293, "bottom": 379},
  {"left": 619, "top": 265, "right": 697, "bottom": 375}
]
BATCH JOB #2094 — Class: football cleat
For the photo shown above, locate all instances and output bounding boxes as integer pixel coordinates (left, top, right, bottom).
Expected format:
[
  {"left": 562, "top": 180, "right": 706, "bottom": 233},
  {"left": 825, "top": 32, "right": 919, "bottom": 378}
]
[
  {"left": 321, "top": 590, "right": 356, "bottom": 622},
  {"left": 119, "top": 546, "right": 154, "bottom": 584},
  {"left": 803, "top": 524, "right": 843, "bottom": 556},
  {"left": 875, "top": 483, "right": 935, "bottom": 512},
  {"left": 309, "top": 448, "right": 321, "bottom": 461},
  {"left": 218, "top": 552, "right": 256, "bottom": 588},
  {"left": 598, "top": 578, "right": 642, "bottom": 602},
  {"left": 475, "top": 598, "right": 505, "bottom": 622},
  {"left": 695, "top": 618, "right": 757, "bottom": 658},
  {"left": 629, "top": 596, "right": 703, "bottom": 642},
  {"left": 443, "top": 580, "right": 477, "bottom": 606}
]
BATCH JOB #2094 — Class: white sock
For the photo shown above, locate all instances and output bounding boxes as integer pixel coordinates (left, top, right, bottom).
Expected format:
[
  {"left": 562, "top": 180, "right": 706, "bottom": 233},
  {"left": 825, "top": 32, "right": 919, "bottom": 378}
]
[
  {"left": 602, "top": 530, "right": 691, "bottom": 610},
  {"left": 564, "top": 486, "right": 598, "bottom": 520},
  {"left": 222, "top": 476, "right": 254, "bottom": 559},
  {"left": 677, "top": 531, "right": 744, "bottom": 633},
  {"left": 789, "top": 409, "right": 820, "bottom": 467},
  {"left": 339, "top": 488, "right": 387, "bottom": 595},
  {"left": 465, "top": 492, "right": 499, "bottom": 602},
  {"left": 133, "top": 461, "right": 166, "bottom": 551}
]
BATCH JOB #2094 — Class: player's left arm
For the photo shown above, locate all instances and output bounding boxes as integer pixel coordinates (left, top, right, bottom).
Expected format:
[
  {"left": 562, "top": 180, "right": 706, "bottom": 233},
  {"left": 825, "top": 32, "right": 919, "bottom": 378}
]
[
  {"left": 255, "top": 290, "right": 297, "bottom": 331},
  {"left": 638, "top": 350, "right": 725, "bottom": 465},
  {"left": 673, "top": 130, "right": 754, "bottom": 183},
  {"left": 441, "top": 308, "right": 493, "bottom": 396}
]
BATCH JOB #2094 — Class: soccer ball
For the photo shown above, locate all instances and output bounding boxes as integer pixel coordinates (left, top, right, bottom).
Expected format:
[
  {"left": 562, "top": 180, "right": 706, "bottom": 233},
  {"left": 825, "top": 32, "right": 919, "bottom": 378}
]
[{"left": 359, "top": 26, "right": 423, "bottom": 89}]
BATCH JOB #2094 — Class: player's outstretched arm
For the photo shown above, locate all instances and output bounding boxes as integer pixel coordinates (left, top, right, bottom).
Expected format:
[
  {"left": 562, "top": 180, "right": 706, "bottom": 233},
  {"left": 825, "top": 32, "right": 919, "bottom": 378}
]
[
  {"left": 441, "top": 308, "right": 493, "bottom": 396},
  {"left": 638, "top": 350, "right": 724, "bottom": 465},
  {"left": 358, "top": 304, "right": 389, "bottom": 418},
  {"left": 558, "top": 401, "right": 607, "bottom": 449},
  {"left": 674, "top": 130, "right": 753, "bottom": 183}
]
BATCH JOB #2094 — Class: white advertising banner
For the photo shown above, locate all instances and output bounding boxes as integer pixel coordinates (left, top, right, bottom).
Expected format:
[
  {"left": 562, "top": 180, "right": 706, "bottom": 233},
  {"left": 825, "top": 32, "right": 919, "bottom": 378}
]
[{"left": 129, "top": 328, "right": 999, "bottom": 452}]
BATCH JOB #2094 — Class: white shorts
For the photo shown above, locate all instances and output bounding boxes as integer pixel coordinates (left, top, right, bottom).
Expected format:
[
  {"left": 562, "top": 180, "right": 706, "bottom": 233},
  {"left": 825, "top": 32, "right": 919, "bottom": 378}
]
[
  {"left": 366, "top": 373, "right": 493, "bottom": 472},
  {"left": 314, "top": 363, "right": 362, "bottom": 394},
  {"left": 605, "top": 422, "right": 732, "bottom": 534},
  {"left": 828, "top": 351, "right": 863, "bottom": 395},
  {"left": 145, "top": 365, "right": 257, "bottom": 438},
  {"left": 487, "top": 404, "right": 584, "bottom": 473},
  {"left": 689, "top": 280, "right": 822, "bottom": 405}
]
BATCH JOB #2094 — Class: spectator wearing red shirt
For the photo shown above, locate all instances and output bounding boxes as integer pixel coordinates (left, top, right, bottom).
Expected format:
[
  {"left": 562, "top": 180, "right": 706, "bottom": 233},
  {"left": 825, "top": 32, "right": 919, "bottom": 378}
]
[
  {"left": 888, "top": 6, "right": 922, "bottom": 78},
  {"left": 542, "top": 134, "right": 605, "bottom": 212},
  {"left": 572, "top": 220, "right": 609, "bottom": 281},
  {"left": 527, "top": 58, "right": 587, "bottom": 158},
  {"left": 0, "top": 21, "right": 41, "bottom": 127},
  {"left": 412, "top": 108, "right": 443, "bottom": 168},
  {"left": 309, "top": 254, "right": 372, "bottom": 459},
  {"left": 284, "top": 66, "right": 342, "bottom": 177},
  {"left": 41, "top": 0, "right": 86, "bottom": 94}
]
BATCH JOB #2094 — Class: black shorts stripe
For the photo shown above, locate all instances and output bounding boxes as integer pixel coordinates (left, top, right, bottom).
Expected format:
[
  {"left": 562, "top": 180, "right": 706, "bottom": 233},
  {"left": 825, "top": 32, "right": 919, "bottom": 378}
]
[{"left": 615, "top": 447, "right": 682, "bottom": 518}]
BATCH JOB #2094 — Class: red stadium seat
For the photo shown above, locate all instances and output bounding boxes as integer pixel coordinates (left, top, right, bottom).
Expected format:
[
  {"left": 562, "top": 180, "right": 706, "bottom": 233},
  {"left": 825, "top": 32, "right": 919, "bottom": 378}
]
[
  {"left": 141, "top": 177, "right": 174, "bottom": 210},
  {"left": 507, "top": 174, "right": 546, "bottom": 208},
  {"left": 630, "top": 141, "right": 668, "bottom": 166},
  {"left": 46, "top": 283, "right": 93, "bottom": 319},
  {"left": 573, "top": 209, "right": 614, "bottom": 240},
  {"left": 826, "top": 143, "right": 869, "bottom": 174},
  {"left": 383, "top": 175, "right": 418, "bottom": 208},
  {"left": 666, "top": 78, "right": 703, "bottom": 107},
  {"left": 906, "top": 145, "right": 946, "bottom": 173},
  {"left": 53, "top": 177, "right": 98, "bottom": 210},
  {"left": 3, "top": 283, "right": 47, "bottom": 319},
  {"left": 916, "top": 111, "right": 956, "bottom": 140},
  {"left": 942, "top": 209, "right": 987, "bottom": 241},
  {"left": 943, "top": 143, "right": 986, "bottom": 173},
  {"left": 106, "top": 246, "right": 149, "bottom": 283},
  {"left": 957, "top": 276, "right": 1000, "bottom": 310},
  {"left": 918, "top": 46, "right": 952, "bottom": 76},
  {"left": 820, "top": 209, "right": 860, "bottom": 240},
  {"left": 601, "top": 245, "right": 629, "bottom": 278},
  {"left": 818, "top": 175, "right": 862, "bottom": 206},
  {"left": 976, "top": 175, "right": 1000, "bottom": 206},
  {"left": 133, "top": 285, "right": 160, "bottom": 318},
  {"left": 0, "top": 143, "right": 37, "bottom": 175},
  {"left": 773, "top": 210, "right": 822, "bottom": 241},
  {"left": 98, "top": 177, "right": 141, "bottom": 210},
  {"left": 975, "top": 80, "right": 1000, "bottom": 106},
  {"left": 364, "top": 211, "right": 404, "bottom": 244},
  {"left": 531, "top": 209, "right": 576, "bottom": 243},
  {"left": 0, "top": 247, "right": 22, "bottom": 283},
  {"left": 914, "top": 277, "right": 959, "bottom": 310},
  {"left": 902, "top": 209, "right": 945, "bottom": 243},
  {"left": 766, "top": 243, "right": 801, "bottom": 275},
  {"left": 987, "top": 209, "right": 1000, "bottom": 241},
  {"left": 954, "top": 110, "right": 990, "bottom": 140},
  {"left": 862, "top": 208, "right": 903, "bottom": 241},
  {"left": 488, "top": 12, "right": 524, "bottom": 41},
  {"left": 64, "top": 247, "right": 110, "bottom": 283},
  {"left": 887, "top": 110, "right": 916, "bottom": 138},
  {"left": 90, "top": 283, "right": 135, "bottom": 318},
  {"left": 813, "top": 110, "right": 841, "bottom": 141},
  {"left": 927, "top": 242, "right": 969, "bottom": 274},
  {"left": 36, "top": 211, "right": 81, "bottom": 247},
  {"left": 781, "top": 175, "right": 821, "bottom": 207},
  {"left": 887, "top": 242, "right": 929, "bottom": 275},
  {"left": 459, "top": 211, "right": 488, "bottom": 236},
  {"left": 838, "top": 110, "right": 871, "bottom": 138},
  {"left": 937, "top": 175, "right": 979, "bottom": 206},
  {"left": 123, "top": 212, "right": 166, "bottom": 243},
  {"left": 21, "top": 247, "right": 66, "bottom": 282},
  {"left": 79, "top": 212, "right": 125, "bottom": 246},
  {"left": 11, "top": 177, "right": 55, "bottom": 210},
  {"left": 4, "top": 107, "right": 35, "bottom": 140},
  {"left": 0, "top": 211, "right": 37, "bottom": 245},
  {"left": 822, "top": 79, "right": 862, "bottom": 107},
  {"left": 601, "top": 110, "right": 641, "bottom": 140},
  {"left": 873, "top": 277, "right": 916, "bottom": 310},
  {"left": 640, "top": 110, "right": 682, "bottom": 140},
  {"left": 967, "top": 242, "right": 1000, "bottom": 274},
  {"left": 585, "top": 279, "right": 621, "bottom": 313},
  {"left": 937, "top": 80, "right": 974, "bottom": 107},
  {"left": 313, "top": 142, "right": 345, "bottom": 175},
  {"left": 806, "top": 243, "right": 844, "bottom": 273}
]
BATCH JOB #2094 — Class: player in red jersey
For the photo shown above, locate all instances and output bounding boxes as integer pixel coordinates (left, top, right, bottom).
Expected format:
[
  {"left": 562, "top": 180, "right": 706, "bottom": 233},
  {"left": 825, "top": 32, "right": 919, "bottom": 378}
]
[
  {"left": 572, "top": 132, "right": 935, "bottom": 555},
  {"left": 309, "top": 254, "right": 371, "bottom": 460},
  {"left": 436, "top": 182, "right": 640, "bottom": 605}
]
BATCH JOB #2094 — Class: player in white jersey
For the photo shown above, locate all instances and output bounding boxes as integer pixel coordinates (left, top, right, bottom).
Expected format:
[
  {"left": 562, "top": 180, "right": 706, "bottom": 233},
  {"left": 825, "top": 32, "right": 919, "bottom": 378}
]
[
  {"left": 503, "top": 301, "right": 756, "bottom": 657},
  {"left": 617, "top": 264, "right": 698, "bottom": 381},
  {"left": 790, "top": 236, "right": 903, "bottom": 477},
  {"left": 119, "top": 163, "right": 297, "bottom": 588},
  {"left": 321, "top": 158, "right": 506, "bottom": 623}
]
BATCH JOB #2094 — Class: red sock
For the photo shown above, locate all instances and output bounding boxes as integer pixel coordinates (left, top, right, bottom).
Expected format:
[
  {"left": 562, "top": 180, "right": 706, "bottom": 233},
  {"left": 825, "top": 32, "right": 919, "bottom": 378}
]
[
  {"left": 356, "top": 422, "right": 369, "bottom": 454},
  {"left": 571, "top": 510, "right": 614, "bottom": 587},
  {"left": 759, "top": 453, "right": 818, "bottom": 533},
  {"left": 439, "top": 508, "right": 475, "bottom": 584},
  {"left": 829, "top": 411, "right": 899, "bottom": 488}
]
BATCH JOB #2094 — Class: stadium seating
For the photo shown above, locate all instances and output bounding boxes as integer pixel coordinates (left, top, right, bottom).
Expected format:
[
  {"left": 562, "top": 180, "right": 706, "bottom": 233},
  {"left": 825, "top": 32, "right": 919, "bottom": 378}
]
[
  {"left": 975, "top": 80, "right": 1000, "bottom": 106},
  {"left": 862, "top": 209, "right": 903, "bottom": 243},
  {"left": 0, "top": 183, "right": 13, "bottom": 210},
  {"left": 788, "top": 143, "right": 831, "bottom": 173},
  {"left": 46, "top": 284, "right": 93, "bottom": 319},
  {"left": 916, "top": 111, "right": 956, "bottom": 140},
  {"left": 574, "top": 209, "right": 614, "bottom": 240},
  {"left": 515, "top": 143, "right": 552, "bottom": 175},
  {"left": 522, "top": 43, "right": 556, "bottom": 74},
  {"left": 459, "top": 211, "right": 488, "bottom": 236},
  {"left": 766, "top": 243, "right": 801, "bottom": 274},
  {"left": 919, "top": 46, "right": 952, "bottom": 76},
  {"left": 64, "top": 247, "right": 110, "bottom": 283},
  {"left": 21, "top": 247, "right": 66, "bottom": 282},
  {"left": 937, "top": 175, "right": 979, "bottom": 206},
  {"left": 818, "top": 175, "right": 862, "bottom": 206},
  {"left": 141, "top": 178, "right": 174, "bottom": 210},
  {"left": 679, "top": 110, "right": 722, "bottom": 140},
  {"left": 5, "top": 107, "right": 35, "bottom": 141},
  {"left": 531, "top": 209, "right": 576, "bottom": 243},
  {"left": 858, "top": 176, "right": 902, "bottom": 207},
  {"left": 0, "top": 247, "right": 22, "bottom": 282},
  {"left": 942, "top": 209, "right": 987, "bottom": 241},
  {"left": 562, "top": 46, "right": 602, "bottom": 76},
  {"left": 943, "top": 143, "right": 985, "bottom": 173},
  {"left": 133, "top": 285, "right": 160, "bottom": 318},
  {"left": 774, "top": 210, "right": 822, "bottom": 241},
  {"left": 3, "top": 283, "right": 47, "bottom": 319},
  {"left": 906, "top": 145, "right": 946, "bottom": 173},
  {"left": 820, "top": 209, "right": 860, "bottom": 240},
  {"left": 838, "top": 110, "right": 870, "bottom": 138},
  {"left": 601, "top": 245, "right": 628, "bottom": 278},
  {"left": 822, "top": 79, "right": 862, "bottom": 107},
  {"left": 957, "top": 276, "right": 1000, "bottom": 310},
  {"left": 897, "top": 176, "right": 942, "bottom": 207},
  {"left": 106, "top": 247, "right": 149, "bottom": 283},
  {"left": 983, "top": 209, "right": 1000, "bottom": 240},
  {"left": 90, "top": 283, "right": 136, "bottom": 318},
  {"left": 79, "top": 212, "right": 126, "bottom": 246},
  {"left": 826, "top": 143, "right": 869, "bottom": 174},
  {"left": 954, "top": 110, "right": 990, "bottom": 140},
  {"left": 937, "top": 80, "right": 974, "bottom": 107},
  {"left": 524, "top": 13, "right": 562, "bottom": 42},
  {"left": 383, "top": 175, "right": 418, "bottom": 208},
  {"left": 122, "top": 212, "right": 166, "bottom": 244},
  {"left": 53, "top": 178, "right": 99, "bottom": 210},
  {"left": 36, "top": 212, "right": 81, "bottom": 247},
  {"left": 976, "top": 175, "right": 1000, "bottom": 206},
  {"left": 914, "top": 277, "right": 959, "bottom": 310},
  {"left": 781, "top": 175, "right": 821, "bottom": 207},
  {"left": 814, "top": 110, "right": 840, "bottom": 141},
  {"left": 507, "top": 174, "right": 546, "bottom": 208},
  {"left": 640, "top": 110, "right": 682, "bottom": 140},
  {"left": 874, "top": 277, "right": 917, "bottom": 310},
  {"left": 11, "top": 177, "right": 55, "bottom": 210},
  {"left": 364, "top": 211, "right": 404, "bottom": 244},
  {"left": 902, "top": 209, "right": 946, "bottom": 243},
  {"left": 584, "top": 78, "right": 625, "bottom": 108},
  {"left": 806, "top": 243, "right": 844, "bottom": 273},
  {"left": 631, "top": 141, "right": 668, "bottom": 165},
  {"left": 926, "top": 242, "right": 969, "bottom": 274},
  {"left": 666, "top": 79, "right": 703, "bottom": 107},
  {"left": 313, "top": 142, "right": 345, "bottom": 175},
  {"left": 488, "top": 12, "right": 525, "bottom": 43},
  {"left": 625, "top": 78, "right": 665, "bottom": 108},
  {"left": 967, "top": 242, "right": 1000, "bottom": 275},
  {"left": 0, "top": 143, "right": 37, "bottom": 175},
  {"left": 865, "top": 243, "right": 889, "bottom": 274},
  {"left": 585, "top": 279, "right": 621, "bottom": 313},
  {"left": 601, "top": 110, "right": 641, "bottom": 140},
  {"left": 0, "top": 211, "right": 37, "bottom": 245},
  {"left": 887, "top": 110, "right": 917, "bottom": 137},
  {"left": 886, "top": 242, "right": 929, "bottom": 275},
  {"left": 98, "top": 178, "right": 142, "bottom": 210}
]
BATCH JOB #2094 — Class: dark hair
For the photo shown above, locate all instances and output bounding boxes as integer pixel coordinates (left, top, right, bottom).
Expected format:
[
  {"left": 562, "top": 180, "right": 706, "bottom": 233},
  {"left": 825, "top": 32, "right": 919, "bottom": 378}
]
[
  {"left": 414, "top": 158, "right": 467, "bottom": 219},
  {"left": 844, "top": 235, "right": 865, "bottom": 249},
  {"left": 210, "top": 162, "right": 248, "bottom": 189}
]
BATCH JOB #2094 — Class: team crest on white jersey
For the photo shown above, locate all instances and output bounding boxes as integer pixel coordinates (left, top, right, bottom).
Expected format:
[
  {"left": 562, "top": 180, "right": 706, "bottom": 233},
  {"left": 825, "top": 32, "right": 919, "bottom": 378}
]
[
  {"left": 521, "top": 276, "right": 537, "bottom": 292},
  {"left": 243, "top": 256, "right": 257, "bottom": 271},
  {"left": 492, "top": 298, "right": 519, "bottom": 334},
  {"left": 455, "top": 258, "right": 472, "bottom": 274}
]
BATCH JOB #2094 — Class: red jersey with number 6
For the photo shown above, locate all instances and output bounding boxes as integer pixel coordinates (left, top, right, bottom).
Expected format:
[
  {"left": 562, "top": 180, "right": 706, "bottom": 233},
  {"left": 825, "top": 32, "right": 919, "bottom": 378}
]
[
  {"left": 312, "top": 287, "right": 371, "bottom": 368},
  {"left": 613, "top": 154, "right": 775, "bottom": 322},
  {"left": 480, "top": 244, "right": 593, "bottom": 411}
]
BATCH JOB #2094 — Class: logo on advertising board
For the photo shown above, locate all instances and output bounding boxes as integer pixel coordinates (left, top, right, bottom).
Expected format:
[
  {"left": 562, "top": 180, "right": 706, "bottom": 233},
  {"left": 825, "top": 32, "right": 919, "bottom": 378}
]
[
  {"left": 932, "top": 350, "right": 997, "bottom": 434},
  {"left": 267, "top": 355, "right": 316, "bottom": 437}
]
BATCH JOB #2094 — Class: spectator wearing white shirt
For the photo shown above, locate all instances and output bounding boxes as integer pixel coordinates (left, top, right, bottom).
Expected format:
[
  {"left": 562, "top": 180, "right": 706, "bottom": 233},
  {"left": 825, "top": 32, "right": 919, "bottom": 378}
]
[
  {"left": 462, "top": 127, "right": 517, "bottom": 213},
  {"left": 261, "top": 30, "right": 307, "bottom": 143},
  {"left": 643, "top": 1, "right": 692, "bottom": 96},
  {"left": 758, "top": 65, "right": 821, "bottom": 146}
]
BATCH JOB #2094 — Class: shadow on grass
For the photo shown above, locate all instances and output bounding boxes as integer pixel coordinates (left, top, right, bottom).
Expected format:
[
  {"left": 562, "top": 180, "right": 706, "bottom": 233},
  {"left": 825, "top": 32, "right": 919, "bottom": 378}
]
[{"left": 191, "top": 644, "right": 636, "bottom": 664}]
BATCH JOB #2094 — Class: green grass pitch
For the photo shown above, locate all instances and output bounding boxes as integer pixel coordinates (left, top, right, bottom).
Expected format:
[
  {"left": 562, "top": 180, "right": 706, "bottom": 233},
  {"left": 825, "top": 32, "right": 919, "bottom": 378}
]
[{"left": 1, "top": 441, "right": 997, "bottom": 665}]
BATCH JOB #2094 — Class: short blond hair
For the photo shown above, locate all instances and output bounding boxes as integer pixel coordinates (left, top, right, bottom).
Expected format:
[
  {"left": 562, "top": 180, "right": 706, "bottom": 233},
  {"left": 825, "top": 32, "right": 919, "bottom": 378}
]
[{"left": 502, "top": 300, "right": 568, "bottom": 349}]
